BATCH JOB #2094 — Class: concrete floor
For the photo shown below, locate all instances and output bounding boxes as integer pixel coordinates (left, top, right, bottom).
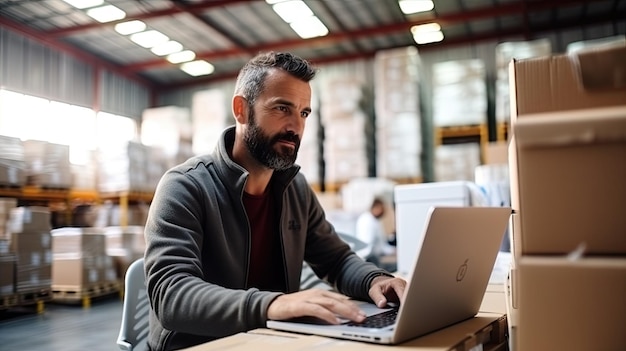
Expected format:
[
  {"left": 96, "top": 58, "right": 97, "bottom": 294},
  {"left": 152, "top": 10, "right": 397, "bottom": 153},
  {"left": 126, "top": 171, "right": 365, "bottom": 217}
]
[{"left": 0, "top": 296, "right": 123, "bottom": 351}]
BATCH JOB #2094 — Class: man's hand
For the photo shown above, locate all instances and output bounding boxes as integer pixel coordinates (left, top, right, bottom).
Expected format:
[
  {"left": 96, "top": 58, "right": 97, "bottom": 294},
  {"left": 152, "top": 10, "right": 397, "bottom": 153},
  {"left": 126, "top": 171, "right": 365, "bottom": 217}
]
[
  {"left": 267, "top": 289, "right": 367, "bottom": 324},
  {"left": 368, "top": 276, "right": 406, "bottom": 308}
]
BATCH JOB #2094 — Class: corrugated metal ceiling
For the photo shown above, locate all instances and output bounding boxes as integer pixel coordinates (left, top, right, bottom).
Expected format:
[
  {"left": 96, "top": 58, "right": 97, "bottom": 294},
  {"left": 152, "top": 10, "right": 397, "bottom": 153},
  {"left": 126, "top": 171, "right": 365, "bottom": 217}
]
[{"left": 0, "top": 0, "right": 624, "bottom": 91}]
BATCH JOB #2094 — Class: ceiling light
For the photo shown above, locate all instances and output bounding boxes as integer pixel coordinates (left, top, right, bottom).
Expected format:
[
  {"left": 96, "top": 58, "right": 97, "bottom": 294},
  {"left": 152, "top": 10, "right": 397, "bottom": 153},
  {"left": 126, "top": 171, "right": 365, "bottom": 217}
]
[
  {"left": 399, "top": 0, "right": 434, "bottom": 14},
  {"left": 167, "top": 50, "right": 196, "bottom": 64},
  {"left": 290, "top": 17, "right": 329, "bottom": 39},
  {"left": 62, "top": 0, "right": 104, "bottom": 9},
  {"left": 129, "top": 30, "right": 169, "bottom": 48},
  {"left": 272, "top": 0, "right": 313, "bottom": 23},
  {"left": 151, "top": 41, "right": 183, "bottom": 56},
  {"left": 411, "top": 23, "right": 444, "bottom": 44},
  {"left": 115, "top": 20, "right": 146, "bottom": 35},
  {"left": 86, "top": 5, "right": 126, "bottom": 23},
  {"left": 180, "top": 60, "right": 215, "bottom": 77}
]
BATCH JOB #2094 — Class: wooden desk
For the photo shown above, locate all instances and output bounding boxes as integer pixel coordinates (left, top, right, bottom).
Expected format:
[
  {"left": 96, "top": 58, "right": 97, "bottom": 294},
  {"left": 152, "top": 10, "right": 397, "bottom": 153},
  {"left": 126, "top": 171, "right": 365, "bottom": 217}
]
[{"left": 183, "top": 286, "right": 509, "bottom": 351}]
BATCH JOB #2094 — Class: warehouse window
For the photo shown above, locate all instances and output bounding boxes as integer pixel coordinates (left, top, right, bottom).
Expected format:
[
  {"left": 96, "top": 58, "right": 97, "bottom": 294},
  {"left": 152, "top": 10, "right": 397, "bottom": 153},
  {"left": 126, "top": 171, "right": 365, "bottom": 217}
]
[{"left": 0, "top": 88, "right": 137, "bottom": 166}]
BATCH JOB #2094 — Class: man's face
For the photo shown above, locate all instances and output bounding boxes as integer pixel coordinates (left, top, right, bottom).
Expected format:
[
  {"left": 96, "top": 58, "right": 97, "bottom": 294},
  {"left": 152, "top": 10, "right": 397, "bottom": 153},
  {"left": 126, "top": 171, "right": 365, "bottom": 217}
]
[
  {"left": 242, "top": 69, "right": 311, "bottom": 171},
  {"left": 244, "top": 108, "right": 301, "bottom": 170}
]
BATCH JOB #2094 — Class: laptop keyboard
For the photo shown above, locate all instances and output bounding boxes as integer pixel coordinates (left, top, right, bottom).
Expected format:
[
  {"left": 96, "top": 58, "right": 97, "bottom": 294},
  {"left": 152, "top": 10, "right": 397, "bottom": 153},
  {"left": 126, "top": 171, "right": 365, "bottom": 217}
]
[{"left": 345, "top": 308, "right": 398, "bottom": 328}]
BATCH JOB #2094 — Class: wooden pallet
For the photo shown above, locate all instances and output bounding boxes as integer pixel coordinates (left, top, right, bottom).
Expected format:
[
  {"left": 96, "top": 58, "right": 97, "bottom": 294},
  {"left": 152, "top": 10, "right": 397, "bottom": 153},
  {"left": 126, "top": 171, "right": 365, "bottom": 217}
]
[
  {"left": 17, "top": 288, "right": 53, "bottom": 306},
  {"left": 52, "top": 281, "right": 121, "bottom": 307},
  {"left": 0, "top": 294, "right": 19, "bottom": 310}
]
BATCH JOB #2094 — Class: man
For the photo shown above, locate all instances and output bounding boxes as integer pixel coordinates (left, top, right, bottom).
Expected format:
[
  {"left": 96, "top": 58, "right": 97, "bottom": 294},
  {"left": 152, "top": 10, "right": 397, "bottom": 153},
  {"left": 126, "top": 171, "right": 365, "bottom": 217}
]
[
  {"left": 355, "top": 197, "right": 396, "bottom": 268},
  {"left": 144, "top": 51, "right": 406, "bottom": 351}
]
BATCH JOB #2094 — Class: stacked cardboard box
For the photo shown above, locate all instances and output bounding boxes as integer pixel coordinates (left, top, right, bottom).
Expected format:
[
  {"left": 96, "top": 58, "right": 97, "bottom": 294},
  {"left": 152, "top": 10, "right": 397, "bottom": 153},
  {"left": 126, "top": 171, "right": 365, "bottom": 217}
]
[
  {"left": 97, "top": 141, "right": 167, "bottom": 193},
  {"left": 191, "top": 89, "right": 229, "bottom": 157},
  {"left": 434, "top": 143, "right": 481, "bottom": 182},
  {"left": 0, "top": 135, "right": 26, "bottom": 186},
  {"left": 320, "top": 77, "right": 368, "bottom": 186},
  {"left": 51, "top": 227, "right": 118, "bottom": 289},
  {"left": 0, "top": 197, "right": 17, "bottom": 239},
  {"left": 70, "top": 150, "right": 98, "bottom": 190},
  {"left": 22, "top": 140, "right": 72, "bottom": 188},
  {"left": 141, "top": 106, "right": 191, "bottom": 161},
  {"left": 432, "top": 59, "right": 487, "bottom": 127},
  {"left": 507, "top": 43, "right": 626, "bottom": 350},
  {"left": 8, "top": 206, "right": 52, "bottom": 295},
  {"left": 0, "top": 253, "right": 15, "bottom": 297},
  {"left": 374, "top": 46, "right": 422, "bottom": 181}
]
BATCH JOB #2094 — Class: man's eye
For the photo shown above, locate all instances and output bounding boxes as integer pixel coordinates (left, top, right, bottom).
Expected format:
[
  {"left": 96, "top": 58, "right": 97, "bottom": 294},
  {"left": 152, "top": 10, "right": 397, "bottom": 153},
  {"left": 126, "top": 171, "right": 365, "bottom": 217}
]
[
  {"left": 277, "top": 106, "right": 288, "bottom": 112},
  {"left": 301, "top": 111, "right": 310, "bottom": 118}
]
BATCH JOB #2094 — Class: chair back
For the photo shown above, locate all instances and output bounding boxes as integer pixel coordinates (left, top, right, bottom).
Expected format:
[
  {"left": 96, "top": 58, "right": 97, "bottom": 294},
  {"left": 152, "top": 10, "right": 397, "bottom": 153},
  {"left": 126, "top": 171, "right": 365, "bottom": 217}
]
[{"left": 117, "top": 258, "right": 149, "bottom": 351}]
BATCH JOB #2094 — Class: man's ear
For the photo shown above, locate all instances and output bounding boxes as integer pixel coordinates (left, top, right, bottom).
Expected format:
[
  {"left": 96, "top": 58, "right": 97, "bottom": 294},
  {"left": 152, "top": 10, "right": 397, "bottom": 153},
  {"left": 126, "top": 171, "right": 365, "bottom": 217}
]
[{"left": 232, "top": 95, "right": 248, "bottom": 124}]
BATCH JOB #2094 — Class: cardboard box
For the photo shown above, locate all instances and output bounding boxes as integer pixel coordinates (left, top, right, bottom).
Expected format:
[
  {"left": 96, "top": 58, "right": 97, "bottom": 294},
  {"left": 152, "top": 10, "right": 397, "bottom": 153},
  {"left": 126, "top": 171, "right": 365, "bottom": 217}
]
[
  {"left": 510, "top": 106, "right": 626, "bottom": 255},
  {"left": 182, "top": 312, "right": 507, "bottom": 351},
  {"left": 516, "top": 256, "right": 626, "bottom": 351},
  {"left": 508, "top": 43, "right": 626, "bottom": 256},
  {"left": 8, "top": 206, "right": 51, "bottom": 234},
  {"left": 52, "top": 256, "right": 100, "bottom": 287},
  {"left": 509, "top": 43, "right": 626, "bottom": 117},
  {"left": 51, "top": 227, "right": 106, "bottom": 257},
  {"left": 0, "top": 254, "right": 16, "bottom": 295}
]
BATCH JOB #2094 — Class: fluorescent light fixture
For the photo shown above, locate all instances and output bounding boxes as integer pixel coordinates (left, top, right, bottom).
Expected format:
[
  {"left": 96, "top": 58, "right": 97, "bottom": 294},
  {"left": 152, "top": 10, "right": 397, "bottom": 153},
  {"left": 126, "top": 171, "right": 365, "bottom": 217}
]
[
  {"left": 180, "top": 60, "right": 215, "bottom": 77},
  {"left": 62, "top": 0, "right": 103, "bottom": 9},
  {"left": 115, "top": 20, "right": 146, "bottom": 35},
  {"left": 129, "top": 30, "right": 169, "bottom": 48},
  {"left": 411, "top": 23, "right": 444, "bottom": 44},
  {"left": 86, "top": 5, "right": 126, "bottom": 23},
  {"left": 399, "top": 0, "right": 434, "bottom": 14},
  {"left": 151, "top": 41, "right": 183, "bottom": 56},
  {"left": 167, "top": 50, "right": 196, "bottom": 64},
  {"left": 272, "top": 0, "right": 313, "bottom": 23},
  {"left": 290, "top": 17, "right": 329, "bottom": 39}
]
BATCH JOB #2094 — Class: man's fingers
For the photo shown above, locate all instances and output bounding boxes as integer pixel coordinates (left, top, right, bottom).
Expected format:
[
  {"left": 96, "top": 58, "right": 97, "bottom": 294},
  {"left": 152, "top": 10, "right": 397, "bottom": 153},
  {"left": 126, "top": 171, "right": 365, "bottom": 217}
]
[
  {"left": 267, "top": 289, "right": 366, "bottom": 324},
  {"left": 369, "top": 277, "right": 407, "bottom": 307}
]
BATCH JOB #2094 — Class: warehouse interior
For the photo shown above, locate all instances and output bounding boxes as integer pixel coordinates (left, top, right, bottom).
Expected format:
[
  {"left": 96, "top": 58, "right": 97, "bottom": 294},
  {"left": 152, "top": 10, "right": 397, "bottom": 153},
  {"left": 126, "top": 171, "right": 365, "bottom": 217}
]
[{"left": 0, "top": 1, "right": 625, "bottom": 351}]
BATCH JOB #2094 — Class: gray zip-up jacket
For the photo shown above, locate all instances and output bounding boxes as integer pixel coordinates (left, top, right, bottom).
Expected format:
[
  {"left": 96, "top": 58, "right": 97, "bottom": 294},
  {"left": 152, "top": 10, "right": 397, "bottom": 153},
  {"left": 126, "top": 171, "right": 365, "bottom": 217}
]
[{"left": 144, "top": 126, "right": 390, "bottom": 351}]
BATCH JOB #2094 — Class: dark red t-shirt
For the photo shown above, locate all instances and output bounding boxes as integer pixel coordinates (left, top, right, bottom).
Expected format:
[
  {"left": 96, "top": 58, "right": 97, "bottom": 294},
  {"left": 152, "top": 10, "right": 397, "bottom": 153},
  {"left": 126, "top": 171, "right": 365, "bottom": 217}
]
[{"left": 243, "top": 189, "right": 285, "bottom": 292}]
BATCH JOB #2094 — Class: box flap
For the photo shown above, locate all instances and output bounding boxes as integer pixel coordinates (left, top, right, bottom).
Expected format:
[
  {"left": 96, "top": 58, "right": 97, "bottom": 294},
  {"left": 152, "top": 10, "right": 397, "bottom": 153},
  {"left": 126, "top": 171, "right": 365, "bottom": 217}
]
[
  {"left": 514, "top": 106, "right": 626, "bottom": 148},
  {"left": 573, "top": 42, "right": 626, "bottom": 90}
]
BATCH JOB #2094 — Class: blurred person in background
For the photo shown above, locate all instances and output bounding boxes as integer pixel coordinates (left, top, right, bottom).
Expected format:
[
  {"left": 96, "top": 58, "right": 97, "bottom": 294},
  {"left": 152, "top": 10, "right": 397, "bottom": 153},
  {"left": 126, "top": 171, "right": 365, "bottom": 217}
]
[{"left": 356, "top": 197, "right": 396, "bottom": 269}]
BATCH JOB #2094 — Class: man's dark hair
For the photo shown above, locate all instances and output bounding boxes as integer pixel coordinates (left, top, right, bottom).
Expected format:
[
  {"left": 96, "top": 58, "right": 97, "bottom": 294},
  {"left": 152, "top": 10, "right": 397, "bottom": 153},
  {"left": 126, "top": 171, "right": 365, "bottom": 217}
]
[{"left": 234, "top": 51, "right": 317, "bottom": 106}]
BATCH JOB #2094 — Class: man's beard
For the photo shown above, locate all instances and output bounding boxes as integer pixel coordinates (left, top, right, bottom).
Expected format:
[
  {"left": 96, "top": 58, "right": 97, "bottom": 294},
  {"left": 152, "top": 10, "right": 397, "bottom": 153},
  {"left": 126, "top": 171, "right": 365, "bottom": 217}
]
[{"left": 243, "top": 110, "right": 301, "bottom": 171}]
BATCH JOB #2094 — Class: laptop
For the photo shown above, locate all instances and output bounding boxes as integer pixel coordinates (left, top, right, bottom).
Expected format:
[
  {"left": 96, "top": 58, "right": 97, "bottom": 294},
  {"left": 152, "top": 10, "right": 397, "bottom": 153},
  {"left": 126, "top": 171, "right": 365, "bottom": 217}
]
[{"left": 266, "top": 206, "right": 512, "bottom": 345}]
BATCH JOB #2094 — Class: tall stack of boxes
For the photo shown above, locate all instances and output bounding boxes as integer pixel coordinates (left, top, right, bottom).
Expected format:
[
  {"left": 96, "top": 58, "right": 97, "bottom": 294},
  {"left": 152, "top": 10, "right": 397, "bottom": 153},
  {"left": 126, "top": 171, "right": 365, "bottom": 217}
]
[
  {"left": 432, "top": 59, "right": 487, "bottom": 128},
  {"left": 374, "top": 46, "right": 422, "bottom": 182},
  {"left": 0, "top": 135, "right": 26, "bottom": 186},
  {"left": 0, "top": 198, "right": 18, "bottom": 304},
  {"left": 22, "top": 140, "right": 72, "bottom": 189},
  {"left": 8, "top": 206, "right": 53, "bottom": 301},
  {"left": 97, "top": 141, "right": 155, "bottom": 194},
  {"left": 191, "top": 89, "right": 230, "bottom": 157},
  {"left": 432, "top": 59, "right": 486, "bottom": 181},
  {"left": 507, "top": 43, "right": 626, "bottom": 350},
  {"left": 321, "top": 78, "right": 368, "bottom": 188}
]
